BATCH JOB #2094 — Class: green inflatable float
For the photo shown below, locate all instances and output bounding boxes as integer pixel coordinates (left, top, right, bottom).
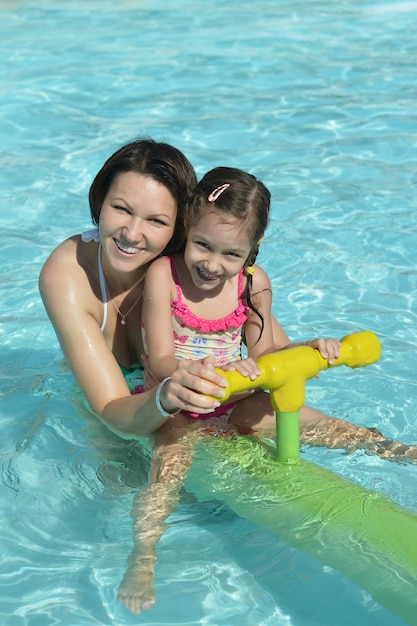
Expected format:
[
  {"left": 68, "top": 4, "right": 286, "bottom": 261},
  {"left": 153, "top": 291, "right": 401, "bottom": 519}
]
[{"left": 185, "top": 332, "right": 417, "bottom": 625}]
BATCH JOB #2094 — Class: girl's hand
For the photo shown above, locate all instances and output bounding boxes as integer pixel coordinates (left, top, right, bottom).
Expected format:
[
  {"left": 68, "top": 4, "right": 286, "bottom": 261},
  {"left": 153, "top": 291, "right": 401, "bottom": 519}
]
[
  {"left": 159, "top": 357, "right": 228, "bottom": 415},
  {"left": 306, "top": 338, "right": 341, "bottom": 364},
  {"left": 222, "top": 358, "right": 261, "bottom": 381}
]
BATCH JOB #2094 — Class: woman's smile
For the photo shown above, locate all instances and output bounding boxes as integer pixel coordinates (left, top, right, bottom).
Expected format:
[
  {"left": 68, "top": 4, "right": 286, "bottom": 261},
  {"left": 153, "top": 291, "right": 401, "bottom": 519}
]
[{"left": 114, "top": 237, "right": 145, "bottom": 255}]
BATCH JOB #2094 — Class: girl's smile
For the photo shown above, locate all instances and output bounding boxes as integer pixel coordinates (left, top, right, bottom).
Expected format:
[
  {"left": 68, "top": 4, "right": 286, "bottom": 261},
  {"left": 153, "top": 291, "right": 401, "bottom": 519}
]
[
  {"left": 196, "top": 266, "right": 222, "bottom": 282},
  {"left": 184, "top": 210, "right": 252, "bottom": 292}
]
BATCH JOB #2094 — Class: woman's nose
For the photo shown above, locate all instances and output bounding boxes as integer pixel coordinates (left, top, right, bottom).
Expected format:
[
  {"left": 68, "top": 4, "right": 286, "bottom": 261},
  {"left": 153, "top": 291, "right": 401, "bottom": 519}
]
[{"left": 123, "top": 218, "right": 144, "bottom": 243}]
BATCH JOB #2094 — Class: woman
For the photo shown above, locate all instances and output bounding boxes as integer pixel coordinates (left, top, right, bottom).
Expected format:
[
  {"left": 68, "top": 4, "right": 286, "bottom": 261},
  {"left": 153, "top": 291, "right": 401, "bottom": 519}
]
[
  {"left": 39, "top": 138, "right": 414, "bottom": 614},
  {"left": 39, "top": 139, "right": 229, "bottom": 437},
  {"left": 39, "top": 138, "right": 263, "bottom": 614}
]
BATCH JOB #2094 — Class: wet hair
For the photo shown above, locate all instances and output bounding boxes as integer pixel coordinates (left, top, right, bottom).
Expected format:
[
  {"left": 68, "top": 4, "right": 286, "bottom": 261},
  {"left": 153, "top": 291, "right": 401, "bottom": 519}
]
[
  {"left": 185, "top": 166, "right": 271, "bottom": 340},
  {"left": 88, "top": 138, "right": 197, "bottom": 255}
]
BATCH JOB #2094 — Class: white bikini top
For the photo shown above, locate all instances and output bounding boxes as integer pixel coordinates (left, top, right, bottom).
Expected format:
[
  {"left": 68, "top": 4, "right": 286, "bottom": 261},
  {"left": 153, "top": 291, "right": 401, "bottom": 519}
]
[{"left": 81, "top": 228, "right": 108, "bottom": 332}]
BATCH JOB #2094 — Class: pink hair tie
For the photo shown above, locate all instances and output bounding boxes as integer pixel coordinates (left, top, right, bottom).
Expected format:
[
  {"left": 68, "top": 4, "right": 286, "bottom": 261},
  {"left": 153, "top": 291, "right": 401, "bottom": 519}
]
[{"left": 207, "top": 183, "right": 230, "bottom": 202}]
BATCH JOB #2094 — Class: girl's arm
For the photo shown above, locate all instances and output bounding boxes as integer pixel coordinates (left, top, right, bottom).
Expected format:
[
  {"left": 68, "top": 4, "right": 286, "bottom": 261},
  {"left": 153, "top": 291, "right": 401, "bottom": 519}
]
[
  {"left": 142, "top": 257, "right": 180, "bottom": 383},
  {"left": 220, "top": 267, "right": 277, "bottom": 383},
  {"left": 287, "top": 337, "right": 340, "bottom": 364},
  {"left": 243, "top": 267, "right": 340, "bottom": 366},
  {"left": 244, "top": 266, "right": 277, "bottom": 360},
  {"left": 39, "top": 243, "right": 226, "bottom": 436},
  {"left": 270, "top": 315, "right": 291, "bottom": 348}
]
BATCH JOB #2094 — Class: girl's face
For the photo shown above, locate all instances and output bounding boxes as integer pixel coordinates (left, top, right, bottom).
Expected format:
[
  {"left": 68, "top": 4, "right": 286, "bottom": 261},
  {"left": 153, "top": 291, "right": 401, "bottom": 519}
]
[
  {"left": 99, "top": 171, "right": 177, "bottom": 277},
  {"left": 184, "top": 209, "right": 253, "bottom": 292}
]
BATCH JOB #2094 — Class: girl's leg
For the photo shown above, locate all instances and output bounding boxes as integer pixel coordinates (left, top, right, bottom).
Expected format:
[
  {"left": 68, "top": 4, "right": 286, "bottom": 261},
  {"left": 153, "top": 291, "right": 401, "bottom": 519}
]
[
  {"left": 299, "top": 405, "right": 417, "bottom": 460},
  {"left": 117, "top": 416, "right": 195, "bottom": 614},
  {"left": 229, "top": 392, "right": 417, "bottom": 461}
]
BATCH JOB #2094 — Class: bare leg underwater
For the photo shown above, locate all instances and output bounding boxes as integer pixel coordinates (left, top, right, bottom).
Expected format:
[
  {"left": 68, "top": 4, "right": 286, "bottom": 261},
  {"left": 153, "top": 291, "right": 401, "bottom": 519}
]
[
  {"left": 117, "top": 420, "right": 196, "bottom": 613},
  {"left": 118, "top": 394, "right": 417, "bottom": 613},
  {"left": 116, "top": 415, "right": 237, "bottom": 614},
  {"left": 229, "top": 391, "right": 417, "bottom": 462}
]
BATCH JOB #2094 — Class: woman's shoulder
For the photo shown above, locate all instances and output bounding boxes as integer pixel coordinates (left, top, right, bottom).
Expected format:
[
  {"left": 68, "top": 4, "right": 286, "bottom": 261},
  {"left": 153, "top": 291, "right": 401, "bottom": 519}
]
[{"left": 39, "top": 235, "right": 98, "bottom": 297}]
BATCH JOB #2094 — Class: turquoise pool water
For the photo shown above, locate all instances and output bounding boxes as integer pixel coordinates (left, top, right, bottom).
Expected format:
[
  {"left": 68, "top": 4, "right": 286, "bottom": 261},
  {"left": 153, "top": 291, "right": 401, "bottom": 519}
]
[{"left": 1, "top": 0, "right": 417, "bottom": 624}]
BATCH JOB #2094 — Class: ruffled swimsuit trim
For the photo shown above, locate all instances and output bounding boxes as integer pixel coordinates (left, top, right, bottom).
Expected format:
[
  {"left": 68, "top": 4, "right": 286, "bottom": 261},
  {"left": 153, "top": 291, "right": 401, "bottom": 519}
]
[{"left": 169, "top": 257, "right": 250, "bottom": 332}]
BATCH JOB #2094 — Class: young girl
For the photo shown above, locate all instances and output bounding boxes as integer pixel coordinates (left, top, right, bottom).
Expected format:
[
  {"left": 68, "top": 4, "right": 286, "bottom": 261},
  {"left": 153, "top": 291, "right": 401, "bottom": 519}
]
[
  {"left": 119, "top": 167, "right": 342, "bottom": 613},
  {"left": 140, "top": 166, "right": 340, "bottom": 423}
]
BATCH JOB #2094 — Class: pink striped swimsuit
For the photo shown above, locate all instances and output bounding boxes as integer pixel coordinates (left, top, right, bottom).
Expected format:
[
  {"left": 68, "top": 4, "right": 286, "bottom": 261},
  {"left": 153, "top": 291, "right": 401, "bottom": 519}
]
[{"left": 141, "top": 256, "right": 250, "bottom": 420}]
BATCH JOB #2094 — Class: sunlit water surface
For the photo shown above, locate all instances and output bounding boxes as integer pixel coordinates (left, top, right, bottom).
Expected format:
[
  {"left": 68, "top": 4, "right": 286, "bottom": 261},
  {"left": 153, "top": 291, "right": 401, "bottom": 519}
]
[{"left": 1, "top": 1, "right": 417, "bottom": 624}]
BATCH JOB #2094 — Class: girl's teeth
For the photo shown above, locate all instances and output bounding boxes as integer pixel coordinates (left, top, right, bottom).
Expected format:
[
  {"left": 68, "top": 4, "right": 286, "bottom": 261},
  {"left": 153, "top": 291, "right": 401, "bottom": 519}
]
[{"left": 199, "top": 268, "right": 217, "bottom": 280}]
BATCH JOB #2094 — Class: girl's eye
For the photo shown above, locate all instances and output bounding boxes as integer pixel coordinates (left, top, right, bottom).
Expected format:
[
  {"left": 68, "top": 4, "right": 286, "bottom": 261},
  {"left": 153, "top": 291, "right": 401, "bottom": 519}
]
[
  {"left": 226, "top": 251, "right": 241, "bottom": 258},
  {"left": 196, "top": 241, "right": 210, "bottom": 249},
  {"left": 149, "top": 217, "right": 167, "bottom": 226}
]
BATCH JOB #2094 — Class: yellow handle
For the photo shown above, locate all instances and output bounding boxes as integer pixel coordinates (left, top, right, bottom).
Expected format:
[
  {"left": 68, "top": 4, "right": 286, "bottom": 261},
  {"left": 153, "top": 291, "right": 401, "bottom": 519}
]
[{"left": 214, "top": 331, "right": 381, "bottom": 412}]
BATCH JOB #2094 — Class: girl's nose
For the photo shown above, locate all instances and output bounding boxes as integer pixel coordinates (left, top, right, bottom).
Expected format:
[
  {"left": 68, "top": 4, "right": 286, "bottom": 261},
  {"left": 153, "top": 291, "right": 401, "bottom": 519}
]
[{"left": 204, "top": 255, "right": 221, "bottom": 274}]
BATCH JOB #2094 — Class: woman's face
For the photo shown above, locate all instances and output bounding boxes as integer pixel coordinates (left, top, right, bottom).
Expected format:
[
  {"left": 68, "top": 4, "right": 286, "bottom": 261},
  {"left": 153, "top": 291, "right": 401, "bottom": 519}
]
[{"left": 99, "top": 171, "right": 177, "bottom": 276}]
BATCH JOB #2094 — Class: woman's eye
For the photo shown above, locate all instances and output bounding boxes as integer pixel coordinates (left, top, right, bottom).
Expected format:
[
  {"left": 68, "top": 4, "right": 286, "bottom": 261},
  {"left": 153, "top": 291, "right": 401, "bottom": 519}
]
[{"left": 114, "top": 204, "right": 130, "bottom": 214}]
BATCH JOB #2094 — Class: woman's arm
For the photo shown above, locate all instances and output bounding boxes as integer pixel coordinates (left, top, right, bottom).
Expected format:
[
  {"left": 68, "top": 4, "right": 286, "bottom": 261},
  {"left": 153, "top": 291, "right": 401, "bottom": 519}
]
[
  {"left": 141, "top": 257, "right": 180, "bottom": 383},
  {"left": 39, "top": 242, "right": 226, "bottom": 436}
]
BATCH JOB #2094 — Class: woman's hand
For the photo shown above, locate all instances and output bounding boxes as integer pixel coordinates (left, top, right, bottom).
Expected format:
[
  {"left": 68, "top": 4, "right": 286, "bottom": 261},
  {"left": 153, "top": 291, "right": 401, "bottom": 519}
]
[{"left": 158, "top": 357, "right": 228, "bottom": 415}]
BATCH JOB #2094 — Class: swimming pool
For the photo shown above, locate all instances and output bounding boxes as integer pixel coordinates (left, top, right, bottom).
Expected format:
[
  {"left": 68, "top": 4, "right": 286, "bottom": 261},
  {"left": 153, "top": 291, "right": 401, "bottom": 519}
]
[{"left": 1, "top": 0, "right": 417, "bottom": 624}]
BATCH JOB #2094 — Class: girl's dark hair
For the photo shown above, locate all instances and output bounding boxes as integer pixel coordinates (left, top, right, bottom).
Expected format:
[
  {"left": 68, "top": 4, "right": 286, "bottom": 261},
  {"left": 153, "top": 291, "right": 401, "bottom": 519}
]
[
  {"left": 88, "top": 138, "right": 197, "bottom": 255},
  {"left": 186, "top": 166, "right": 271, "bottom": 340}
]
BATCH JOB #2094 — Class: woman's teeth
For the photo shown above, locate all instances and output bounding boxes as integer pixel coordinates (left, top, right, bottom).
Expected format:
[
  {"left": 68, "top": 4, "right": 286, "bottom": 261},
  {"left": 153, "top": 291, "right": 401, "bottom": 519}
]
[{"left": 115, "top": 239, "right": 142, "bottom": 254}]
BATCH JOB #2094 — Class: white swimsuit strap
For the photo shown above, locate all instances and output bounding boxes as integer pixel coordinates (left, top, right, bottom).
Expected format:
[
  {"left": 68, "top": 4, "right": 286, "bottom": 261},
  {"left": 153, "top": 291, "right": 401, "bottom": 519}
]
[
  {"left": 81, "top": 227, "right": 100, "bottom": 243},
  {"left": 97, "top": 244, "right": 108, "bottom": 332}
]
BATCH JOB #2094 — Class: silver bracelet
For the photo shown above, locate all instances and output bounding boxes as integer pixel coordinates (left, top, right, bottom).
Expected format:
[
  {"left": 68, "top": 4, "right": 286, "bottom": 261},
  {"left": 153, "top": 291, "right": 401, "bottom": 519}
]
[{"left": 155, "top": 377, "right": 181, "bottom": 417}]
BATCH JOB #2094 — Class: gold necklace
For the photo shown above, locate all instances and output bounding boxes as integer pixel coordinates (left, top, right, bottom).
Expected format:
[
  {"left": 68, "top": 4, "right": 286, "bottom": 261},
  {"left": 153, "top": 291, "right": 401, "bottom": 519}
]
[
  {"left": 103, "top": 272, "right": 144, "bottom": 326},
  {"left": 108, "top": 286, "right": 143, "bottom": 325},
  {"left": 99, "top": 245, "right": 144, "bottom": 325}
]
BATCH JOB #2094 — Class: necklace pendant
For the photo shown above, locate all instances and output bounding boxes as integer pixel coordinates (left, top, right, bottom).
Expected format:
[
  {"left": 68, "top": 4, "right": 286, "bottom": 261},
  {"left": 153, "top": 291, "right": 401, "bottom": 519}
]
[{"left": 121, "top": 317, "right": 126, "bottom": 325}]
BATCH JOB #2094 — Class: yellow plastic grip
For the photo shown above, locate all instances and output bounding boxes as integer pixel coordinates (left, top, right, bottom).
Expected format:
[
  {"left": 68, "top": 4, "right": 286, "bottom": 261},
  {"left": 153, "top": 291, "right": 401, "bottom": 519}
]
[{"left": 213, "top": 331, "right": 381, "bottom": 412}]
